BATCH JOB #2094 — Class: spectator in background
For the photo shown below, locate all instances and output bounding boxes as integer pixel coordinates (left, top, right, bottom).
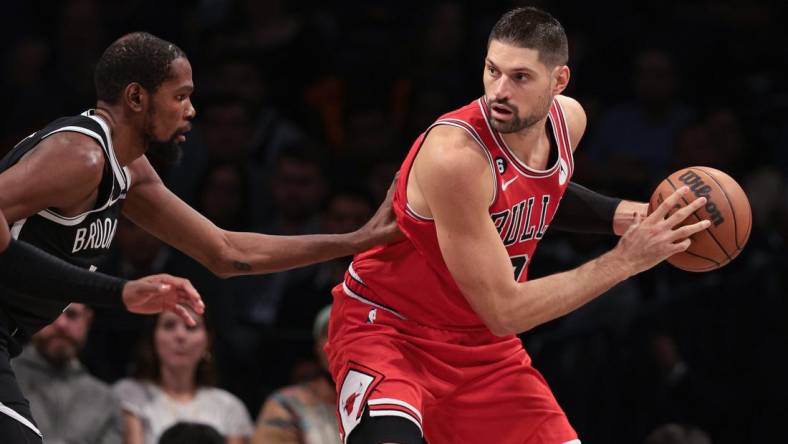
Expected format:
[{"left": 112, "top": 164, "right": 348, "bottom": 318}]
[
  {"left": 253, "top": 305, "right": 339, "bottom": 444},
  {"left": 159, "top": 422, "right": 224, "bottom": 444},
  {"left": 12, "top": 303, "right": 122, "bottom": 444},
  {"left": 589, "top": 49, "right": 694, "bottom": 195},
  {"left": 113, "top": 311, "right": 252, "bottom": 444}
]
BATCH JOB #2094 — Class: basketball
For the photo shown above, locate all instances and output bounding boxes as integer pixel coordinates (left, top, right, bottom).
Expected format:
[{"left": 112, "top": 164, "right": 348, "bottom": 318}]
[{"left": 648, "top": 166, "right": 752, "bottom": 272}]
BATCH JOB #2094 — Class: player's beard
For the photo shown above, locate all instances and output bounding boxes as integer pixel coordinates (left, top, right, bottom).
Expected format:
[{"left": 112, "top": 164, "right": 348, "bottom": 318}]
[
  {"left": 147, "top": 134, "right": 183, "bottom": 166},
  {"left": 145, "top": 108, "right": 184, "bottom": 167},
  {"left": 485, "top": 95, "right": 552, "bottom": 134}
]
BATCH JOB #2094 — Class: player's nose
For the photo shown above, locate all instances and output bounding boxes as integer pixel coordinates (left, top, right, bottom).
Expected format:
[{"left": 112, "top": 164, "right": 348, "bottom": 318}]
[
  {"left": 185, "top": 101, "right": 196, "bottom": 120},
  {"left": 492, "top": 76, "right": 513, "bottom": 100}
]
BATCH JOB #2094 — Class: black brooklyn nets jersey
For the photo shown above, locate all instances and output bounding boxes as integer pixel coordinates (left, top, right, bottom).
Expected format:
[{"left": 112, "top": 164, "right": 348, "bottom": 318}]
[{"left": 0, "top": 110, "right": 129, "bottom": 348}]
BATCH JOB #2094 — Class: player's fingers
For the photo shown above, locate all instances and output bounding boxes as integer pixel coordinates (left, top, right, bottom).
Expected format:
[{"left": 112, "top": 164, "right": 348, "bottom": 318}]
[
  {"left": 178, "top": 288, "right": 205, "bottom": 314},
  {"left": 172, "top": 303, "right": 197, "bottom": 327},
  {"left": 669, "top": 220, "right": 711, "bottom": 241},
  {"left": 664, "top": 196, "right": 707, "bottom": 228},
  {"left": 670, "top": 238, "right": 692, "bottom": 254},
  {"left": 649, "top": 186, "right": 689, "bottom": 221}
]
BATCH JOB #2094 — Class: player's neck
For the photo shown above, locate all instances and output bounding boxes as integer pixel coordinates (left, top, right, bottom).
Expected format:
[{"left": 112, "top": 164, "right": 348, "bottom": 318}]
[
  {"left": 498, "top": 115, "right": 550, "bottom": 162},
  {"left": 93, "top": 103, "right": 148, "bottom": 167}
]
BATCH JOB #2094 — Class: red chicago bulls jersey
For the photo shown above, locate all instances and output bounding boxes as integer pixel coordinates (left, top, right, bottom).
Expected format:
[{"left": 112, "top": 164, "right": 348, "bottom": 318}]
[{"left": 341, "top": 97, "right": 574, "bottom": 330}]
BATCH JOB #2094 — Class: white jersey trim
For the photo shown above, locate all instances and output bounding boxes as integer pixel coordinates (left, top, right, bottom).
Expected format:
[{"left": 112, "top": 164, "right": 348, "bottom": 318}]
[
  {"left": 35, "top": 193, "right": 124, "bottom": 226},
  {"left": 341, "top": 282, "right": 407, "bottom": 320},
  {"left": 0, "top": 401, "right": 43, "bottom": 437},
  {"left": 85, "top": 112, "right": 129, "bottom": 192},
  {"left": 348, "top": 263, "right": 366, "bottom": 285},
  {"left": 552, "top": 99, "right": 575, "bottom": 176}
]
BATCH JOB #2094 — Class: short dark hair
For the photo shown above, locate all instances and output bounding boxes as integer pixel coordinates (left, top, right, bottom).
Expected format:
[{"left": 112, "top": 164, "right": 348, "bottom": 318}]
[
  {"left": 488, "top": 7, "right": 569, "bottom": 67},
  {"left": 94, "top": 32, "right": 186, "bottom": 103},
  {"left": 158, "top": 422, "right": 224, "bottom": 444}
]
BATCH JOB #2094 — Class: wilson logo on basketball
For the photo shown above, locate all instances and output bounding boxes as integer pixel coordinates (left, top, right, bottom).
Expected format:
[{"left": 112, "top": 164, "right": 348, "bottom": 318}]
[{"left": 677, "top": 170, "right": 725, "bottom": 227}]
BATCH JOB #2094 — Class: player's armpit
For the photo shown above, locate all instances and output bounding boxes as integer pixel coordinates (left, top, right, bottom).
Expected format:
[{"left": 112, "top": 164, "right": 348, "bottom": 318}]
[{"left": 0, "top": 132, "right": 104, "bottom": 223}]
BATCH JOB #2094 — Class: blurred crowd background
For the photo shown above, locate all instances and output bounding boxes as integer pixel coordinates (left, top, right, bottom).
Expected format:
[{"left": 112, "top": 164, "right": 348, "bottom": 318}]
[{"left": 2, "top": 0, "right": 787, "bottom": 443}]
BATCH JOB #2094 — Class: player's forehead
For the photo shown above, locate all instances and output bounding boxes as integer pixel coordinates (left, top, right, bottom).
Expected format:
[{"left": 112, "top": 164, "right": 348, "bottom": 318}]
[
  {"left": 486, "top": 39, "right": 545, "bottom": 72},
  {"left": 160, "top": 56, "right": 194, "bottom": 92}
]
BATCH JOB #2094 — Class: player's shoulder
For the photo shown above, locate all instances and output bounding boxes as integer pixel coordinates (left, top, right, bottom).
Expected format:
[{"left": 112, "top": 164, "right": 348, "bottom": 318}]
[
  {"left": 555, "top": 95, "right": 587, "bottom": 151},
  {"left": 36, "top": 131, "right": 106, "bottom": 185},
  {"left": 38, "top": 131, "right": 105, "bottom": 169},
  {"left": 415, "top": 123, "right": 493, "bottom": 204},
  {"left": 421, "top": 124, "right": 489, "bottom": 172}
]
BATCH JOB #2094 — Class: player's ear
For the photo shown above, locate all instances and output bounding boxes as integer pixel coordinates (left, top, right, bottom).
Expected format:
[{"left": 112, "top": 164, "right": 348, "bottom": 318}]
[
  {"left": 551, "top": 65, "right": 570, "bottom": 95},
  {"left": 124, "top": 83, "right": 148, "bottom": 113}
]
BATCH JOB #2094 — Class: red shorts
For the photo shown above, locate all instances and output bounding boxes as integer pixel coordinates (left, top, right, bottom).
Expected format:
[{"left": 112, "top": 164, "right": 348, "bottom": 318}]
[{"left": 326, "top": 288, "right": 579, "bottom": 444}]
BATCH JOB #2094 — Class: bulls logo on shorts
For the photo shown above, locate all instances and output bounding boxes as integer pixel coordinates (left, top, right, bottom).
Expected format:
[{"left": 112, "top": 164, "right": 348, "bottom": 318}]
[{"left": 337, "top": 363, "right": 383, "bottom": 442}]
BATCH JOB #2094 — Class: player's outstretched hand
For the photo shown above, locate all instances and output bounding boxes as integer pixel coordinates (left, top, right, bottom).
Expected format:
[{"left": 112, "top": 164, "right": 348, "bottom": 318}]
[
  {"left": 613, "top": 186, "right": 712, "bottom": 276},
  {"left": 357, "top": 172, "right": 404, "bottom": 249},
  {"left": 122, "top": 274, "right": 205, "bottom": 326}
]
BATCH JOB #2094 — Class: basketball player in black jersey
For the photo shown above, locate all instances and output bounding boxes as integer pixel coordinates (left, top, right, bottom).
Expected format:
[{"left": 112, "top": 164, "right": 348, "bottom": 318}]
[{"left": 0, "top": 32, "right": 398, "bottom": 441}]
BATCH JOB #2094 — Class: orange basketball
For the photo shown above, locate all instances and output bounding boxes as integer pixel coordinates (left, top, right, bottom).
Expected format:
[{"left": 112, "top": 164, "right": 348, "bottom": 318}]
[{"left": 648, "top": 166, "right": 752, "bottom": 272}]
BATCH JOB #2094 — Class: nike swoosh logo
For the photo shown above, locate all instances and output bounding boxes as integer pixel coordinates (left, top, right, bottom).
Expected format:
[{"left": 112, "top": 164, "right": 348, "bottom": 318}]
[{"left": 502, "top": 176, "right": 518, "bottom": 191}]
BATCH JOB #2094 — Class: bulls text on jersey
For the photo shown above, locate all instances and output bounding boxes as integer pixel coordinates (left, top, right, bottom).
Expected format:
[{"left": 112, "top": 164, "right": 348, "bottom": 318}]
[{"left": 491, "top": 194, "right": 551, "bottom": 246}]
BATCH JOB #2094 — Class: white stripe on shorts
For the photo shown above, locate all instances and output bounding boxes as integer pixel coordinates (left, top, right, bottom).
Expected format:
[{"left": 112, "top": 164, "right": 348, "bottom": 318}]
[{"left": 0, "top": 401, "right": 42, "bottom": 437}]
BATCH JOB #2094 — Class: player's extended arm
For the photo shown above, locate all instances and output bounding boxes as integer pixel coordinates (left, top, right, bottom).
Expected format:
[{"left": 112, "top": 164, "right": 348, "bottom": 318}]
[
  {"left": 124, "top": 156, "right": 401, "bottom": 278},
  {"left": 553, "top": 95, "right": 648, "bottom": 236},
  {"left": 414, "top": 127, "right": 711, "bottom": 336},
  {"left": 0, "top": 210, "right": 204, "bottom": 324}
]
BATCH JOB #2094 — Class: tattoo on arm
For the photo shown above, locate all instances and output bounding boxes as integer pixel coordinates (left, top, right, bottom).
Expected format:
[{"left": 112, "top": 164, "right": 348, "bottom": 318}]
[{"left": 233, "top": 261, "right": 252, "bottom": 271}]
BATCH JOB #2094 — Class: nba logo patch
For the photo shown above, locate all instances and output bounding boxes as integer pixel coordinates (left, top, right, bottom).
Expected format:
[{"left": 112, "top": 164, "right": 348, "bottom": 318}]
[
  {"left": 558, "top": 158, "right": 569, "bottom": 185},
  {"left": 496, "top": 157, "right": 507, "bottom": 174},
  {"left": 367, "top": 309, "right": 377, "bottom": 324}
]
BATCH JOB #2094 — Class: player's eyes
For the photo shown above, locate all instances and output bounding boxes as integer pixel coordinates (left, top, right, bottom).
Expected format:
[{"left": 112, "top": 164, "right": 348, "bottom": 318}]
[{"left": 487, "top": 65, "right": 498, "bottom": 75}]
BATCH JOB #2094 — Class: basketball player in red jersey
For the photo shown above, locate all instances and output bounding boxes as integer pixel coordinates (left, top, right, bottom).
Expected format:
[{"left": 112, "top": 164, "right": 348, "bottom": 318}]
[{"left": 326, "top": 7, "right": 711, "bottom": 444}]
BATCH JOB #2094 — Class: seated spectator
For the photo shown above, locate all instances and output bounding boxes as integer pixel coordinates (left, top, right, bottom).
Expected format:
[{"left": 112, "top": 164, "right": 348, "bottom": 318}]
[
  {"left": 253, "top": 305, "right": 339, "bottom": 444},
  {"left": 114, "top": 311, "right": 253, "bottom": 444},
  {"left": 159, "top": 422, "right": 224, "bottom": 444},
  {"left": 12, "top": 303, "right": 121, "bottom": 444}
]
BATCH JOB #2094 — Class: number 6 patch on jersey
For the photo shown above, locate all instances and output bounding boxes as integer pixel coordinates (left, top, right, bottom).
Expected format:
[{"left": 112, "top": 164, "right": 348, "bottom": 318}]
[{"left": 337, "top": 362, "right": 384, "bottom": 442}]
